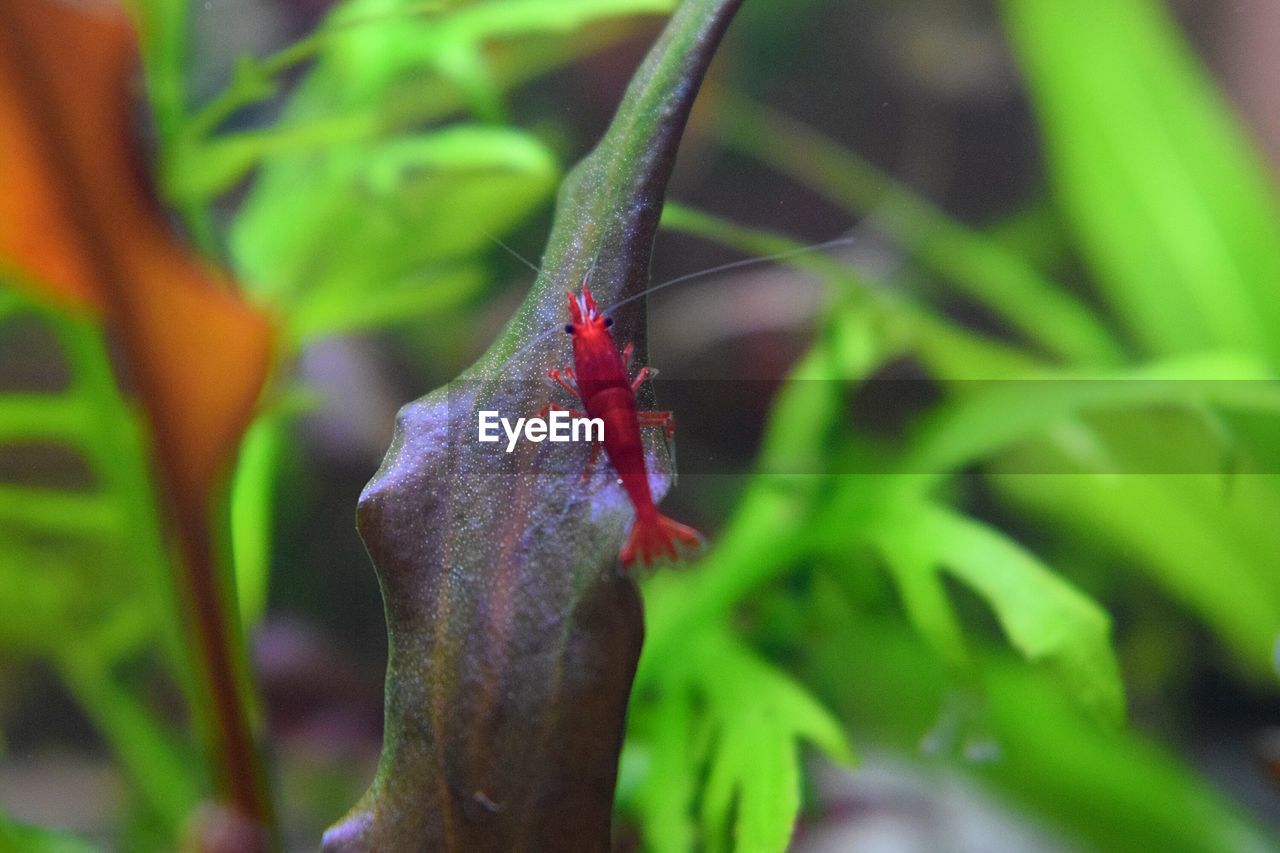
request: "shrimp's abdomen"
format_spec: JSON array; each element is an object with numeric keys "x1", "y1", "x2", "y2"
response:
[
  {"x1": 582, "y1": 386, "x2": 654, "y2": 515},
  {"x1": 569, "y1": 317, "x2": 702, "y2": 568}
]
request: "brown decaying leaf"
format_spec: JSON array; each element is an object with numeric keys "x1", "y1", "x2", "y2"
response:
[{"x1": 0, "y1": 0, "x2": 273, "y2": 828}]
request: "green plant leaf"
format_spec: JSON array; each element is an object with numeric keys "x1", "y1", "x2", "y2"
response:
[
  {"x1": 0, "y1": 814, "x2": 97, "y2": 853},
  {"x1": 624, "y1": 677, "x2": 700, "y2": 853},
  {"x1": 990, "y1": 458, "x2": 1280, "y2": 676},
  {"x1": 315, "y1": 0, "x2": 675, "y2": 108},
  {"x1": 901, "y1": 351, "x2": 1280, "y2": 487},
  {"x1": 810, "y1": 609, "x2": 1279, "y2": 853},
  {"x1": 0, "y1": 486, "x2": 123, "y2": 537},
  {"x1": 637, "y1": 299, "x2": 900, "y2": 683},
  {"x1": 875, "y1": 502, "x2": 1124, "y2": 724},
  {"x1": 168, "y1": 0, "x2": 677, "y2": 200},
  {"x1": 0, "y1": 296, "x2": 202, "y2": 833},
  {"x1": 625, "y1": 628, "x2": 851, "y2": 853},
  {"x1": 694, "y1": 630, "x2": 851, "y2": 853},
  {"x1": 229, "y1": 415, "x2": 284, "y2": 629},
  {"x1": 871, "y1": 522, "x2": 971, "y2": 671},
  {"x1": 999, "y1": 0, "x2": 1280, "y2": 362},
  {"x1": 232, "y1": 124, "x2": 558, "y2": 343}
]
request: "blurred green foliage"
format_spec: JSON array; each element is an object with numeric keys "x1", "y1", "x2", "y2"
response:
[
  {"x1": 0, "y1": 813, "x2": 98, "y2": 853},
  {"x1": 2, "y1": 0, "x2": 1279, "y2": 850}
]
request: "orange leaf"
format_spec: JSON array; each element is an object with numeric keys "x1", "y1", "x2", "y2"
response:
[
  {"x1": 0, "y1": 0, "x2": 275, "y2": 824},
  {"x1": 0, "y1": 0, "x2": 273, "y2": 507}
]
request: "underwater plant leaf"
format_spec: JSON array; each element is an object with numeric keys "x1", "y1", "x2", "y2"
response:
[
  {"x1": 624, "y1": 677, "x2": 700, "y2": 853},
  {"x1": 622, "y1": 302, "x2": 885, "y2": 852},
  {"x1": 313, "y1": 0, "x2": 676, "y2": 109},
  {"x1": 0, "y1": 393, "x2": 93, "y2": 447},
  {"x1": 1000, "y1": 0, "x2": 1280, "y2": 361},
  {"x1": 0, "y1": 814, "x2": 97, "y2": 853},
  {"x1": 693, "y1": 630, "x2": 851, "y2": 853},
  {"x1": 225, "y1": 0, "x2": 686, "y2": 340},
  {"x1": 813, "y1": 611, "x2": 1280, "y2": 853},
  {"x1": 637, "y1": 306, "x2": 890, "y2": 682},
  {"x1": 0, "y1": 0, "x2": 274, "y2": 824},
  {"x1": 229, "y1": 416, "x2": 285, "y2": 629},
  {"x1": 884, "y1": 337, "x2": 1280, "y2": 679},
  {"x1": 871, "y1": 526, "x2": 971, "y2": 671},
  {"x1": 625, "y1": 628, "x2": 851, "y2": 853},
  {"x1": 173, "y1": 0, "x2": 677, "y2": 202},
  {"x1": 232, "y1": 124, "x2": 558, "y2": 343},
  {"x1": 875, "y1": 502, "x2": 1124, "y2": 725},
  {"x1": 897, "y1": 350, "x2": 1280, "y2": 676},
  {"x1": 900, "y1": 351, "x2": 1280, "y2": 487},
  {"x1": 990, "y1": 456, "x2": 1280, "y2": 677},
  {"x1": 322, "y1": 0, "x2": 743, "y2": 849},
  {"x1": 0, "y1": 299, "x2": 204, "y2": 831},
  {"x1": 0, "y1": 486, "x2": 123, "y2": 537}
]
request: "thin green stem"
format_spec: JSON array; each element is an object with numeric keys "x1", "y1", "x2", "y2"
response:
[
  {"x1": 57, "y1": 645, "x2": 199, "y2": 828},
  {"x1": 183, "y1": 34, "x2": 329, "y2": 144}
]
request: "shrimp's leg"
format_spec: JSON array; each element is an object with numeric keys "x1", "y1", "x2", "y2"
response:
[
  {"x1": 621, "y1": 343, "x2": 634, "y2": 369},
  {"x1": 636, "y1": 409, "x2": 675, "y2": 440},
  {"x1": 547, "y1": 367, "x2": 578, "y2": 397},
  {"x1": 537, "y1": 402, "x2": 588, "y2": 420},
  {"x1": 630, "y1": 366, "x2": 657, "y2": 393},
  {"x1": 637, "y1": 409, "x2": 678, "y2": 481}
]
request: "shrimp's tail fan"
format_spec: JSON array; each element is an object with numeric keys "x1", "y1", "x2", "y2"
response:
[{"x1": 620, "y1": 512, "x2": 704, "y2": 568}]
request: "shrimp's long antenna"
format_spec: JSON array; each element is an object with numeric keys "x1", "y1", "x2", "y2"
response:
[
  {"x1": 506, "y1": 233, "x2": 856, "y2": 361},
  {"x1": 597, "y1": 235, "x2": 854, "y2": 317},
  {"x1": 482, "y1": 229, "x2": 545, "y2": 278}
]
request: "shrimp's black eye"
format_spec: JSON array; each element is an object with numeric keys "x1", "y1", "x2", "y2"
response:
[
  {"x1": 604, "y1": 316, "x2": 614, "y2": 328},
  {"x1": 563, "y1": 324, "x2": 575, "y2": 334}
]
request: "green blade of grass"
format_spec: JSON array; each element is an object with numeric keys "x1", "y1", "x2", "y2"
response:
[
  {"x1": 999, "y1": 0, "x2": 1280, "y2": 361},
  {"x1": 901, "y1": 351, "x2": 1280, "y2": 484}
]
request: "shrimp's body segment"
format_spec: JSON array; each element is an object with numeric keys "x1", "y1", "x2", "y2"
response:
[{"x1": 558, "y1": 285, "x2": 702, "y2": 568}]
